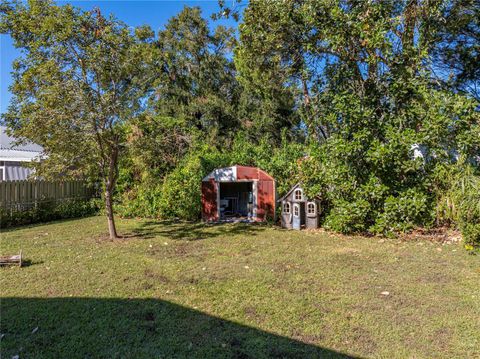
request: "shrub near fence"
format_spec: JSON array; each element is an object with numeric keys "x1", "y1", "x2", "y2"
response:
[{"x1": 0, "y1": 180, "x2": 99, "y2": 228}]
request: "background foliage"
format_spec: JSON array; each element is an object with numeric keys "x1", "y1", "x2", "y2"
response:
[
  {"x1": 0, "y1": 199, "x2": 101, "y2": 228},
  {"x1": 2, "y1": 1, "x2": 479, "y2": 250}
]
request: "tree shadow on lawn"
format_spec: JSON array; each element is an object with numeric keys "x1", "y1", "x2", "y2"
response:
[
  {"x1": 130, "y1": 220, "x2": 269, "y2": 241},
  {"x1": 1, "y1": 297, "x2": 358, "y2": 358}
]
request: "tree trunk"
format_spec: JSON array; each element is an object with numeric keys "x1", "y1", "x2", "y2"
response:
[
  {"x1": 103, "y1": 144, "x2": 120, "y2": 240},
  {"x1": 302, "y1": 78, "x2": 328, "y2": 142},
  {"x1": 104, "y1": 187, "x2": 118, "y2": 239}
]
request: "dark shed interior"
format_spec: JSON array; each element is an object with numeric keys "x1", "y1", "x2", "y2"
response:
[{"x1": 219, "y1": 182, "x2": 253, "y2": 218}]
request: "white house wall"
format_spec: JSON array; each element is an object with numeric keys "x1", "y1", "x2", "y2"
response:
[{"x1": 2, "y1": 162, "x2": 34, "y2": 181}]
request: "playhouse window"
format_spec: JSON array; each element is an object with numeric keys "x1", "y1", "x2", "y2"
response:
[
  {"x1": 294, "y1": 204, "x2": 299, "y2": 216},
  {"x1": 294, "y1": 189, "x2": 302, "y2": 200},
  {"x1": 307, "y1": 202, "x2": 316, "y2": 214},
  {"x1": 283, "y1": 202, "x2": 290, "y2": 214}
]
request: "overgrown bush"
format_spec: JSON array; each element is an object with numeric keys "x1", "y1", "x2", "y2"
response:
[
  {"x1": 115, "y1": 183, "x2": 164, "y2": 218},
  {"x1": 116, "y1": 145, "x2": 228, "y2": 220},
  {"x1": 324, "y1": 199, "x2": 371, "y2": 233},
  {"x1": 157, "y1": 147, "x2": 228, "y2": 220},
  {"x1": 370, "y1": 189, "x2": 434, "y2": 235},
  {"x1": 461, "y1": 222, "x2": 480, "y2": 252},
  {"x1": 116, "y1": 132, "x2": 304, "y2": 220},
  {"x1": 0, "y1": 198, "x2": 101, "y2": 228},
  {"x1": 300, "y1": 140, "x2": 438, "y2": 236},
  {"x1": 450, "y1": 168, "x2": 479, "y2": 252},
  {"x1": 433, "y1": 162, "x2": 480, "y2": 252}
]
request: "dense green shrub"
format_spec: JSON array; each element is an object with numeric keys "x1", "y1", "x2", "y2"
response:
[
  {"x1": 451, "y1": 169, "x2": 480, "y2": 252},
  {"x1": 116, "y1": 132, "x2": 304, "y2": 220},
  {"x1": 432, "y1": 163, "x2": 480, "y2": 252},
  {"x1": 116, "y1": 145, "x2": 228, "y2": 220},
  {"x1": 0, "y1": 198, "x2": 101, "y2": 228},
  {"x1": 461, "y1": 222, "x2": 480, "y2": 252},
  {"x1": 115, "y1": 183, "x2": 164, "y2": 218},
  {"x1": 157, "y1": 147, "x2": 228, "y2": 220},
  {"x1": 370, "y1": 189, "x2": 434, "y2": 235},
  {"x1": 324, "y1": 199, "x2": 371, "y2": 233},
  {"x1": 299, "y1": 139, "x2": 439, "y2": 236}
]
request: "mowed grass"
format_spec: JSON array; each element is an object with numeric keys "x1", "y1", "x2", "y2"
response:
[{"x1": 1, "y1": 216, "x2": 479, "y2": 358}]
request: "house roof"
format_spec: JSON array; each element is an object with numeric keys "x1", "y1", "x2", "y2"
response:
[{"x1": 0, "y1": 126, "x2": 44, "y2": 162}]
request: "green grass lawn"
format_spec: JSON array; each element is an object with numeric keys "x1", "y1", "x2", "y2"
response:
[{"x1": 1, "y1": 216, "x2": 479, "y2": 358}]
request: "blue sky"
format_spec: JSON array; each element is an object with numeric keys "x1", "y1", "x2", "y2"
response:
[{"x1": 0, "y1": 0, "x2": 237, "y2": 114}]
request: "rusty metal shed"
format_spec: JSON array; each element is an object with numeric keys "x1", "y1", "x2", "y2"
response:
[{"x1": 201, "y1": 165, "x2": 275, "y2": 222}]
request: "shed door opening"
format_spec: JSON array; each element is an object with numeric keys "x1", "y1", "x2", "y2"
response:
[{"x1": 219, "y1": 182, "x2": 253, "y2": 219}]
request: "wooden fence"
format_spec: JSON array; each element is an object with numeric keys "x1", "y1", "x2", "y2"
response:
[{"x1": 0, "y1": 180, "x2": 95, "y2": 210}]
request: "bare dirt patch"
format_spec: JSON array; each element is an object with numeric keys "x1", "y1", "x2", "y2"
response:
[
  {"x1": 399, "y1": 227, "x2": 462, "y2": 244},
  {"x1": 243, "y1": 306, "x2": 265, "y2": 323},
  {"x1": 144, "y1": 268, "x2": 171, "y2": 283},
  {"x1": 332, "y1": 247, "x2": 362, "y2": 255},
  {"x1": 93, "y1": 232, "x2": 145, "y2": 243}
]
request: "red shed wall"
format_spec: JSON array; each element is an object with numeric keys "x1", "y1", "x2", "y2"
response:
[
  {"x1": 257, "y1": 179, "x2": 275, "y2": 221},
  {"x1": 236, "y1": 166, "x2": 260, "y2": 180},
  {"x1": 201, "y1": 179, "x2": 217, "y2": 221}
]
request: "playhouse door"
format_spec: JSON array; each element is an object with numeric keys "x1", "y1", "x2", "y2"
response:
[{"x1": 292, "y1": 203, "x2": 301, "y2": 230}]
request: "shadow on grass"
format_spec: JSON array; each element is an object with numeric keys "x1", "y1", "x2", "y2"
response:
[
  {"x1": 1, "y1": 297, "x2": 358, "y2": 358},
  {"x1": 130, "y1": 220, "x2": 269, "y2": 241},
  {"x1": 20, "y1": 259, "x2": 44, "y2": 268}
]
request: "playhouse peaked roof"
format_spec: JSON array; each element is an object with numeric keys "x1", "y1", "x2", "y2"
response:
[{"x1": 277, "y1": 183, "x2": 321, "y2": 202}]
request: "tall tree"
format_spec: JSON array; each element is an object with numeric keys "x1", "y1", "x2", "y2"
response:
[
  {"x1": 118, "y1": 6, "x2": 238, "y2": 193},
  {"x1": 234, "y1": 0, "x2": 479, "y2": 151},
  {"x1": 431, "y1": 0, "x2": 480, "y2": 100},
  {"x1": 232, "y1": 0, "x2": 479, "y2": 234},
  {"x1": 235, "y1": 1, "x2": 433, "y2": 140},
  {"x1": 148, "y1": 6, "x2": 297, "y2": 145},
  {"x1": 1, "y1": 0, "x2": 154, "y2": 239},
  {"x1": 152, "y1": 6, "x2": 239, "y2": 137}
]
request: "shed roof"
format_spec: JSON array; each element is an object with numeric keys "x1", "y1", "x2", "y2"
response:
[
  {"x1": 202, "y1": 165, "x2": 274, "y2": 182},
  {"x1": 0, "y1": 126, "x2": 44, "y2": 162}
]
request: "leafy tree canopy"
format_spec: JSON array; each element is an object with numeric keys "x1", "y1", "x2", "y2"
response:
[{"x1": 1, "y1": 0, "x2": 155, "y2": 238}]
